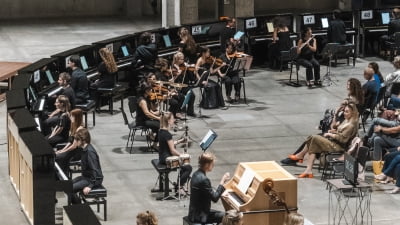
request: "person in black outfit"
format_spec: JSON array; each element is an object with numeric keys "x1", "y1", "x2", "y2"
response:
[
  {"x1": 71, "y1": 128, "x2": 103, "y2": 204},
  {"x1": 68, "y1": 55, "x2": 90, "y2": 104},
  {"x1": 220, "y1": 18, "x2": 237, "y2": 53},
  {"x1": 158, "y1": 112, "x2": 192, "y2": 195},
  {"x1": 45, "y1": 95, "x2": 71, "y2": 147},
  {"x1": 178, "y1": 27, "x2": 199, "y2": 64},
  {"x1": 380, "y1": 8, "x2": 400, "y2": 55},
  {"x1": 327, "y1": 10, "x2": 346, "y2": 44},
  {"x1": 297, "y1": 27, "x2": 320, "y2": 87},
  {"x1": 268, "y1": 17, "x2": 292, "y2": 69},
  {"x1": 188, "y1": 152, "x2": 230, "y2": 224},
  {"x1": 91, "y1": 48, "x2": 118, "y2": 109},
  {"x1": 218, "y1": 42, "x2": 241, "y2": 103},
  {"x1": 362, "y1": 67, "x2": 378, "y2": 111},
  {"x1": 47, "y1": 72, "x2": 76, "y2": 111},
  {"x1": 131, "y1": 32, "x2": 158, "y2": 93}
]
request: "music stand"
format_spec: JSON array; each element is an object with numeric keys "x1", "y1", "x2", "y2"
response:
[
  {"x1": 321, "y1": 43, "x2": 339, "y2": 86},
  {"x1": 180, "y1": 89, "x2": 196, "y2": 152},
  {"x1": 199, "y1": 129, "x2": 218, "y2": 152}
]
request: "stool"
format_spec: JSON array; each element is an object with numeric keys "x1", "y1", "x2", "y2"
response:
[
  {"x1": 76, "y1": 99, "x2": 96, "y2": 127},
  {"x1": 97, "y1": 84, "x2": 127, "y2": 114},
  {"x1": 182, "y1": 216, "x2": 214, "y2": 225},
  {"x1": 79, "y1": 184, "x2": 107, "y2": 221},
  {"x1": 151, "y1": 159, "x2": 177, "y2": 200}
]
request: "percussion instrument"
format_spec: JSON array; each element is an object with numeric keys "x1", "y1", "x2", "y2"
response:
[
  {"x1": 166, "y1": 156, "x2": 180, "y2": 169},
  {"x1": 180, "y1": 154, "x2": 191, "y2": 166},
  {"x1": 169, "y1": 83, "x2": 188, "y2": 88}
]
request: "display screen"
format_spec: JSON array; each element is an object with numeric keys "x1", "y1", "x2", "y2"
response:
[
  {"x1": 163, "y1": 35, "x2": 172, "y2": 48},
  {"x1": 381, "y1": 12, "x2": 390, "y2": 25},
  {"x1": 121, "y1": 45, "x2": 129, "y2": 57},
  {"x1": 45, "y1": 70, "x2": 55, "y2": 84},
  {"x1": 321, "y1": 18, "x2": 329, "y2": 29},
  {"x1": 80, "y1": 56, "x2": 89, "y2": 70}
]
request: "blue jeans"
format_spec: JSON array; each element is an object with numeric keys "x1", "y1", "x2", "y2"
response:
[
  {"x1": 367, "y1": 118, "x2": 399, "y2": 143},
  {"x1": 372, "y1": 134, "x2": 400, "y2": 160}
]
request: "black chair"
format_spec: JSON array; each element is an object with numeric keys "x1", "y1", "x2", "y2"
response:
[
  {"x1": 151, "y1": 159, "x2": 177, "y2": 201},
  {"x1": 120, "y1": 107, "x2": 151, "y2": 153},
  {"x1": 97, "y1": 83, "x2": 128, "y2": 114},
  {"x1": 75, "y1": 99, "x2": 96, "y2": 127},
  {"x1": 386, "y1": 32, "x2": 400, "y2": 61},
  {"x1": 79, "y1": 184, "x2": 107, "y2": 221},
  {"x1": 332, "y1": 43, "x2": 356, "y2": 67},
  {"x1": 279, "y1": 49, "x2": 291, "y2": 72},
  {"x1": 287, "y1": 46, "x2": 301, "y2": 87}
]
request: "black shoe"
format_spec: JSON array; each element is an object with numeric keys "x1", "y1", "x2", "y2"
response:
[
  {"x1": 315, "y1": 80, "x2": 322, "y2": 86},
  {"x1": 187, "y1": 113, "x2": 197, "y2": 117},
  {"x1": 280, "y1": 158, "x2": 297, "y2": 165}
]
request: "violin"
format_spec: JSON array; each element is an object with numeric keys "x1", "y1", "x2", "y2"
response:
[
  {"x1": 178, "y1": 64, "x2": 196, "y2": 72},
  {"x1": 227, "y1": 51, "x2": 246, "y2": 58},
  {"x1": 205, "y1": 56, "x2": 225, "y2": 67},
  {"x1": 148, "y1": 92, "x2": 166, "y2": 101},
  {"x1": 152, "y1": 85, "x2": 169, "y2": 95}
]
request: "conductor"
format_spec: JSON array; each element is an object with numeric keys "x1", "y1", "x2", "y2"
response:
[{"x1": 188, "y1": 152, "x2": 230, "y2": 224}]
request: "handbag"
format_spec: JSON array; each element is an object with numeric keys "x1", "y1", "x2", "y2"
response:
[{"x1": 372, "y1": 160, "x2": 384, "y2": 175}]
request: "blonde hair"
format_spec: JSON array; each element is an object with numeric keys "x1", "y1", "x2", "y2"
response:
[
  {"x1": 173, "y1": 52, "x2": 185, "y2": 65},
  {"x1": 160, "y1": 112, "x2": 173, "y2": 129},
  {"x1": 57, "y1": 95, "x2": 71, "y2": 112},
  {"x1": 198, "y1": 152, "x2": 215, "y2": 169},
  {"x1": 222, "y1": 209, "x2": 243, "y2": 225},
  {"x1": 99, "y1": 48, "x2": 118, "y2": 73},
  {"x1": 136, "y1": 211, "x2": 158, "y2": 225},
  {"x1": 284, "y1": 212, "x2": 304, "y2": 225},
  {"x1": 393, "y1": 56, "x2": 400, "y2": 69}
]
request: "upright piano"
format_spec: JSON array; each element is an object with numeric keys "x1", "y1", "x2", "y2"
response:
[{"x1": 221, "y1": 161, "x2": 297, "y2": 225}]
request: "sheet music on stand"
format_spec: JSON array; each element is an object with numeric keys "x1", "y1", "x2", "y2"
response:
[
  {"x1": 199, "y1": 129, "x2": 218, "y2": 151},
  {"x1": 232, "y1": 55, "x2": 253, "y2": 72}
]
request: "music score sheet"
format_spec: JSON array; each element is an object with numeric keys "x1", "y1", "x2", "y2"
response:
[{"x1": 237, "y1": 169, "x2": 254, "y2": 194}]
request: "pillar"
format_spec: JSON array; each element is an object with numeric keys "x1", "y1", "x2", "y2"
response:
[
  {"x1": 234, "y1": 0, "x2": 254, "y2": 18},
  {"x1": 161, "y1": 0, "x2": 181, "y2": 27},
  {"x1": 180, "y1": 0, "x2": 199, "y2": 25}
]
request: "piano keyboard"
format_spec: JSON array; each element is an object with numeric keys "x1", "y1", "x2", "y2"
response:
[
  {"x1": 34, "y1": 117, "x2": 41, "y2": 131},
  {"x1": 227, "y1": 191, "x2": 245, "y2": 206},
  {"x1": 38, "y1": 98, "x2": 45, "y2": 111},
  {"x1": 47, "y1": 86, "x2": 62, "y2": 97}
]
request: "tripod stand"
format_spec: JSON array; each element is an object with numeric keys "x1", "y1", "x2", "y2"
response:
[
  {"x1": 321, "y1": 43, "x2": 339, "y2": 86},
  {"x1": 180, "y1": 89, "x2": 197, "y2": 150}
]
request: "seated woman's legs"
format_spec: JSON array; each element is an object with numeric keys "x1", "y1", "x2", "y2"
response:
[
  {"x1": 179, "y1": 164, "x2": 192, "y2": 187},
  {"x1": 297, "y1": 58, "x2": 313, "y2": 84},
  {"x1": 145, "y1": 119, "x2": 160, "y2": 141},
  {"x1": 310, "y1": 58, "x2": 320, "y2": 82},
  {"x1": 224, "y1": 76, "x2": 233, "y2": 101}
]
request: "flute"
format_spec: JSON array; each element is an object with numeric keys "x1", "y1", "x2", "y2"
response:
[{"x1": 299, "y1": 35, "x2": 314, "y2": 50}]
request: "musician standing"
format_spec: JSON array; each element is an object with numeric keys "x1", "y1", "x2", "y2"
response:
[
  {"x1": 220, "y1": 18, "x2": 237, "y2": 53},
  {"x1": 158, "y1": 112, "x2": 192, "y2": 195},
  {"x1": 188, "y1": 152, "x2": 230, "y2": 224},
  {"x1": 218, "y1": 42, "x2": 241, "y2": 103},
  {"x1": 177, "y1": 27, "x2": 199, "y2": 64},
  {"x1": 297, "y1": 27, "x2": 321, "y2": 87},
  {"x1": 327, "y1": 10, "x2": 346, "y2": 44},
  {"x1": 71, "y1": 128, "x2": 103, "y2": 204}
]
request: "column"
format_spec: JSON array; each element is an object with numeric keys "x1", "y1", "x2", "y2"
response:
[
  {"x1": 180, "y1": 0, "x2": 198, "y2": 25},
  {"x1": 235, "y1": 0, "x2": 254, "y2": 18},
  {"x1": 161, "y1": 0, "x2": 182, "y2": 27}
]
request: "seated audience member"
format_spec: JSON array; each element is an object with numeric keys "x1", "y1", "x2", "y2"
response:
[
  {"x1": 375, "y1": 150, "x2": 400, "y2": 194},
  {"x1": 91, "y1": 48, "x2": 118, "y2": 109},
  {"x1": 384, "y1": 56, "x2": 400, "y2": 97},
  {"x1": 71, "y1": 128, "x2": 103, "y2": 204},
  {"x1": 218, "y1": 42, "x2": 242, "y2": 103},
  {"x1": 368, "y1": 62, "x2": 384, "y2": 88},
  {"x1": 158, "y1": 112, "x2": 192, "y2": 195},
  {"x1": 55, "y1": 108, "x2": 85, "y2": 174},
  {"x1": 284, "y1": 212, "x2": 304, "y2": 225},
  {"x1": 281, "y1": 78, "x2": 363, "y2": 165},
  {"x1": 48, "y1": 72, "x2": 76, "y2": 111},
  {"x1": 136, "y1": 84, "x2": 161, "y2": 145},
  {"x1": 370, "y1": 123, "x2": 400, "y2": 160},
  {"x1": 68, "y1": 55, "x2": 90, "y2": 104},
  {"x1": 46, "y1": 95, "x2": 71, "y2": 147},
  {"x1": 288, "y1": 102, "x2": 359, "y2": 178},
  {"x1": 362, "y1": 67, "x2": 378, "y2": 111},
  {"x1": 364, "y1": 111, "x2": 400, "y2": 147},
  {"x1": 188, "y1": 152, "x2": 230, "y2": 224},
  {"x1": 222, "y1": 209, "x2": 243, "y2": 225},
  {"x1": 136, "y1": 210, "x2": 158, "y2": 225}
]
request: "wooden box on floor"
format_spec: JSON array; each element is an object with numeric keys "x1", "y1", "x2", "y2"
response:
[{"x1": 221, "y1": 161, "x2": 297, "y2": 225}]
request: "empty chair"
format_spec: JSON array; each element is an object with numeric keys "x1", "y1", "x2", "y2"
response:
[{"x1": 120, "y1": 107, "x2": 150, "y2": 153}]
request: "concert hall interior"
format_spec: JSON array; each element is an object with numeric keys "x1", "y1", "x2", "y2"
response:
[{"x1": 2, "y1": 0, "x2": 400, "y2": 225}]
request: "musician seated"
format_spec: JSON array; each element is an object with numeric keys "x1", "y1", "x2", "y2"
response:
[
  {"x1": 327, "y1": 10, "x2": 346, "y2": 44},
  {"x1": 218, "y1": 42, "x2": 242, "y2": 103},
  {"x1": 136, "y1": 84, "x2": 161, "y2": 146},
  {"x1": 90, "y1": 48, "x2": 118, "y2": 110},
  {"x1": 71, "y1": 128, "x2": 103, "y2": 204},
  {"x1": 288, "y1": 102, "x2": 359, "y2": 178},
  {"x1": 55, "y1": 109, "x2": 85, "y2": 174},
  {"x1": 297, "y1": 27, "x2": 320, "y2": 87},
  {"x1": 380, "y1": 8, "x2": 400, "y2": 54},
  {"x1": 188, "y1": 152, "x2": 230, "y2": 224},
  {"x1": 222, "y1": 209, "x2": 243, "y2": 225},
  {"x1": 68, "y1": 55, "x2": 90, "y2": 104},
  {"x1": 268, "y1": 17, "x2": 292, "y2": 69},
  {"x1": 48, "y1": 72, "x2": 76, "y2": 111},
  {"x1": 158, "y1": 112, "x2": 192, "y2": 195},
  {"x1": 45, "y1": 95, "x2": 71, "y2": 147}
]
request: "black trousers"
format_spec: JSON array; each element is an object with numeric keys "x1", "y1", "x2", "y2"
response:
[
  {"x1": 71, "y1": 176, "x2": 91, "y2": 204},
  {"x1": 297, "y1": 57, "x2": 320, "y2": 81},
  {"x1": 179, "y1": 164, "x2": 192, "y2": 186},
  {"x1": 223, "y1": 74, "x2": 241, "y2": 97}
]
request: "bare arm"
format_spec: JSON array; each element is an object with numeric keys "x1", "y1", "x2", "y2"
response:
[
  {"x1": 309, "y1": 38, "x2": 317, "y2": 52},
  {"x1": 272, "y1": 28, "x2": 278, "y2": 43},
  {"x1": 139, "y1": 100, "x2": 160, "y2": 120}
]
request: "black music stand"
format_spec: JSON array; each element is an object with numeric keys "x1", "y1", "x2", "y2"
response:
[
  {"x1": 199, "y1": 129, "x2": 218, "y2": 152},
  {"x1": 180, "y1": 89, "x2": 196, "y2": 152},
  {"x1": 321, "y1": 43, "x2": 339, "y2": 86}
]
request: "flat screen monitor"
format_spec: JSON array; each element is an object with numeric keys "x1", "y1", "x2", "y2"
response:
[
  {"x1": 45, "y1": 70, "x2": 55, "y2": 84},
  {"x1": 121, "y1": 45, "x2": 129, "y2": 57},
  {"x1": 163, "y1": 35, "x2": 172, "y2": 48},
  {"x1": 361, "y1": 10, "x2": 373, "y2": 20},
  {"x1": 321, "y1": 18, "x2": 329, "y2": 29},
  {"x1": 381, "y1": 12, "x2": 390, "y2": 25},
  {"x1": 80, "y1": 56, "x2": 89, "y2": 70},
  {"x1": 28, "y1": 86, "x2": 37, "y2": 102},
  {"x1": 344, "y1": 153, "x2": 358, "y2": 186}
]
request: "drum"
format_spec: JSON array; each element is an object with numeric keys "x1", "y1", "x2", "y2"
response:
[
  {"x1": 180, "y1": 154, "x2": 191, "y2": 166},
  {"x1": 166, "y1": 156, "x2": 180, "y2": 169}
]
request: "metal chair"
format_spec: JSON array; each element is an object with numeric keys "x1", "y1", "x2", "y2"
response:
[
  {"x1": 386, "y1": 32, "x2": 400, "y2": 61},
  {"x1": 287, "y1": 46, "x2": 301, "y2": 87},
  {"x1": 120, "y1": 107, "x2": 151, "y2": 153}
]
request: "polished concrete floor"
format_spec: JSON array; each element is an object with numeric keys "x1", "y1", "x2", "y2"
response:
[{"x1": 1, "y1": 17, "x2": 400, "y2": 225}]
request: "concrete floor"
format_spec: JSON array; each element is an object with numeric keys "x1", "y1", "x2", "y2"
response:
[{"x1": 1, "y1": 17, "x2": 400, "y2": 225}]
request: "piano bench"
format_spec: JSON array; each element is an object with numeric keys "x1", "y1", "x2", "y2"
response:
[
  {"x1": 182, "y1": 216, "x2": 214, "y2": 225},
  {"x1": 151, "y1": 159, "x2": 176, "y2": 200},
  {"x1": 79, "y1": 184, "x2": 107, "y2": 221},
  {"x1": 97, "y1": 84, "x2": 128, "y2": 115},
  {"x1": 76, "y1": 100, "x2": 96, "y2": 127}
]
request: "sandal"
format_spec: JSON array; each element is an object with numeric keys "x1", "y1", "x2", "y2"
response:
[
  {"x1": 388, "y1": 187, "x2": 400, "y2": 194},
  {"x1": 374, "y1": 173, "x2": 387, "y2": 181}
]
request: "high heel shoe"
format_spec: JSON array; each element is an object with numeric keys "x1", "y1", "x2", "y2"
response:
[
  {"x1": 288, "y1": 154, "x2": 303, "y2": 163},
  {"x1": 298, "y1": 173, "x2": 314, "y2": 178}
]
